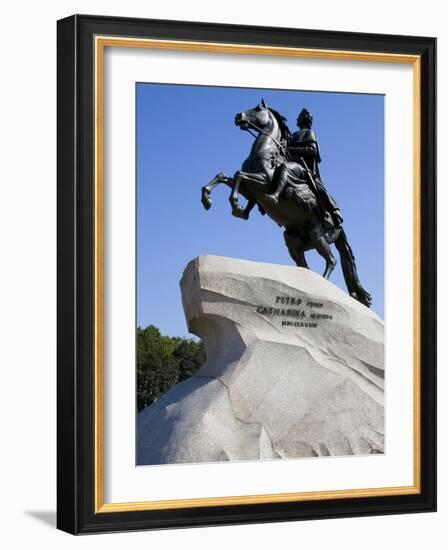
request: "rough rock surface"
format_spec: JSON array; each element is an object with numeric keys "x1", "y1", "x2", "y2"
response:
[{"x1": 137, "y1": 255, "x2": 384, "y2": 465}]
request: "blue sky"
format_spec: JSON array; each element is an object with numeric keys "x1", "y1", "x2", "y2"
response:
[{"x1": 136, "y1": 83, "x2": 384, "y2": 337}]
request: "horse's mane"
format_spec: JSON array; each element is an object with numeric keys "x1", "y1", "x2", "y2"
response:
[{"x1": 267, "y1": 107, "x2": 292, "y2": 145}]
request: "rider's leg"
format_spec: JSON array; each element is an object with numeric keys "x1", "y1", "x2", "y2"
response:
[
  {"x1": 284, "y1": 230, "x2": 309, "y2": 269},
  {"x1": 265, "y1": 164, "x2": 289, "y2": 203}
]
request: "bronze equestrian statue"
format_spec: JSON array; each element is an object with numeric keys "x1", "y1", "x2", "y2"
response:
[{"x1": 201, "y1": 100, "x2": 372, "y2": 307}]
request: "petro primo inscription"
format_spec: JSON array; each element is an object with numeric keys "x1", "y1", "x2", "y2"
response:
[{"x1": 255, "y1": 296, "x2": 333, "y2": 328}]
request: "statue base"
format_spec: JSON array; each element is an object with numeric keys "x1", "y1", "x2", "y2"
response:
[{"x1": 137, "y1": 255, "x2": 384, "y2": 465}]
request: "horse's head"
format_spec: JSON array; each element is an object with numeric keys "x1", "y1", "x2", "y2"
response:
[{"x1": 235, "y1": 98, "x2": 272, "y2": 132}]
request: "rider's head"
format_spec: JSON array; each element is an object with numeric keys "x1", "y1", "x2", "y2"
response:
[{"x1": 297, "y1": 108, "x2": 313, "y2": 129}]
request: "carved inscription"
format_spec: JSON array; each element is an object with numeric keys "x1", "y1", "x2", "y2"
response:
[{"x1": 255, "y1": 296, "x2": 334, "y2": 328}]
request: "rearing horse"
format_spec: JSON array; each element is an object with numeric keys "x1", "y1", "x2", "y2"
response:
[{"x1": 201, "y1": 100, "x2": 372, "y2": 307}]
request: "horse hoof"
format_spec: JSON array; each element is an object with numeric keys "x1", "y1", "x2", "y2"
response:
[
  {"x1": 201, "y1": 195, "x2": 212, "y2": 210},
  {"x1": 232, "y1": 206, "x2": 247, "y2": 219}
]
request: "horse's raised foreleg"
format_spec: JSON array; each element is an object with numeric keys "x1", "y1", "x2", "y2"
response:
[
  {"x1": 201, "y1": 172, "x2": 231, "y2": 210},
  {"x1": 231, "y1": 198, "x2": 257, "y2": 220},
  {"x1": 309, "y1": 225, "x2": 337, "y2": 279},
  {"x1": 229, "y1": 172, "x2": 241, "y2": 207},
  {"x1": 229, "y1": 172, "x2": 249, "y2": 219},
  {"x1": 229, "y1": 171, "x2": 270, "y2": 219}
]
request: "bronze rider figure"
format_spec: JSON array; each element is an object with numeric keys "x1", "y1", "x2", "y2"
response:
[{"x1": 266, "y1": 108, "x2": 343, "y2": 229}]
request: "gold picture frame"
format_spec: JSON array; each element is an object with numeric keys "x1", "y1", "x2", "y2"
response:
[{"x1": 57, "y1": 14, "x2": 436, "y2": 534}]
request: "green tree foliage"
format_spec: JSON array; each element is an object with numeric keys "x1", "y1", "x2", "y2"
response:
[{"x1": 137, "y1": 325, "x2": 206, "y2": 412}]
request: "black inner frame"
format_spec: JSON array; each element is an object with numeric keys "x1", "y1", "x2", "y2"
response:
[{"x1": 57, "y1": 14, "x2": 436, "y2": 535}]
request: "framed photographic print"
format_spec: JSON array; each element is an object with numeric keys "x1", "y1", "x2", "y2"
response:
[{"x1": 57, "y1": 14, "x2": 436, "y2": 534}]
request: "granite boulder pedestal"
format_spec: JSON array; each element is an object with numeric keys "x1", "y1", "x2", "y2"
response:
[{"x1": 137, "y1": 255, "x2": 384, "y2": 465}]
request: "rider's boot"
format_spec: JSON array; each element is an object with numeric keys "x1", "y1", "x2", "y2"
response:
[{"x1": 265, "y1": 165, "x2": 288, "y2": 205}]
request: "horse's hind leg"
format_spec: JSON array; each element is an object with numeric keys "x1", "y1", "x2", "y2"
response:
[
  {"x1": 309, "y1": 226, "x2": 337, "y2": 279},
  {"x1": 201, "y1": 173, "x2": 230, "y2": 210},
  {"x1": 284, "y1": 230, "x2": 309, "y2": 269}
]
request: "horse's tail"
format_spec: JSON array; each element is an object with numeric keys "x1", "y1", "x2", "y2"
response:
[{"x1": 334, "y1": 228, "x2": 372, "y2": 308}]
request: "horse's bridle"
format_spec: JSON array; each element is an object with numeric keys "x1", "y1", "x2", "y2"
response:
[{"x1": 244, "y1": 119, "x2": 292, "y2": 162}]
